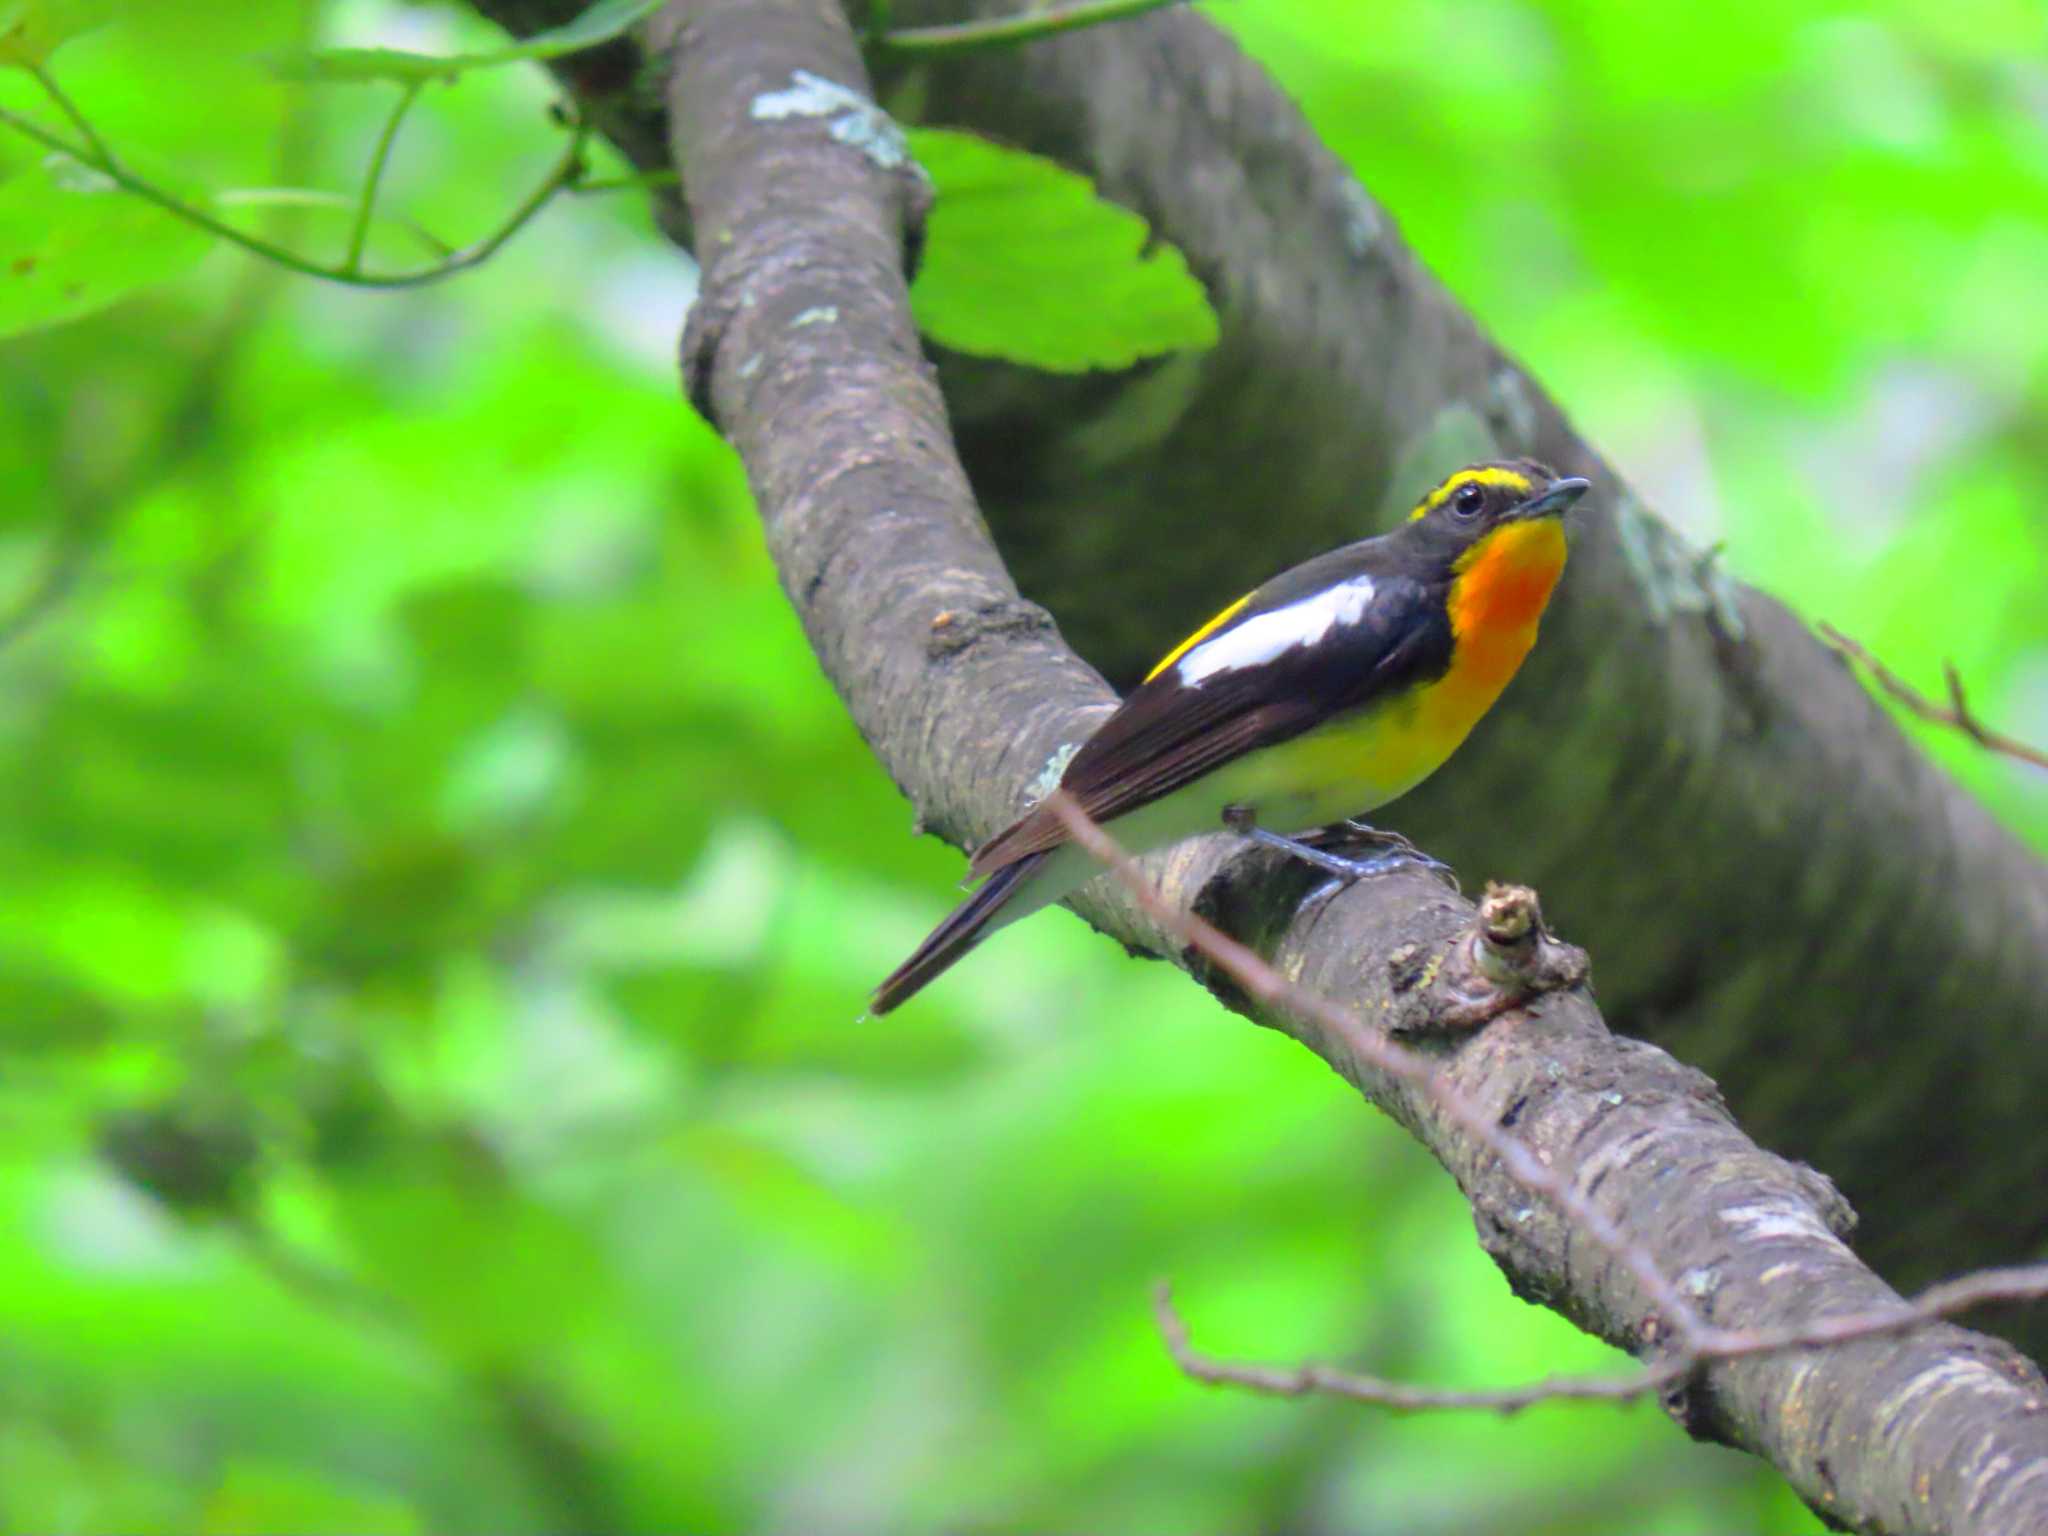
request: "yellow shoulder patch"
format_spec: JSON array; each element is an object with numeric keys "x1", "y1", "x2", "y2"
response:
[
  {"x1": 1145, "y1": 593, "x2": 1252, "y2": 682},
  {"x1": 1408, "y1": 466, "x2": 1535, "y2": 521}
]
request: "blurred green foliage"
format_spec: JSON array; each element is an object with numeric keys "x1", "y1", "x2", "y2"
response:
[
  {"x1": 906, "y1": 127, "x2": 1219, "y2": 370},
  {"x1": 0, "y1": 0, "x2": 2043, "y2": 1531},
  {"x1": 270, "y1": 0, "x2": 660, "y2": 82}
]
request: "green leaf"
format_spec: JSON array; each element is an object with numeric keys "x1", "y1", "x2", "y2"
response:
[
  {"x1": 271, "y1": 0, "x2": 661, "y2": 85},
  {"x1": 0, "y1": 152, "x2": 209, "y2": 337},
  {"x1": 906, "y1": 127, "x2": 1218, "y2": 372},
  {"x1": 0, "y1": 0, "x2": 111, "y2": 68}
]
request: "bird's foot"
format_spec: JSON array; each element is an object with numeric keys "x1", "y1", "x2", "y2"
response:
[
  {"x1": 1320, "y1": 818, "x2": 1460, "y2": 889},
  {"x1": 1221, "y1": 807, "x2": 1460, "y2": 892}
]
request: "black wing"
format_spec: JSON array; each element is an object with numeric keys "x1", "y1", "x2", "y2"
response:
[{"x1": 970, "y1": 549, "x2": 1450, "y2": 877}]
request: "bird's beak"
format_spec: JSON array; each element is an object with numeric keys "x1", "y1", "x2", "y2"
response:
[{"x1": 1513, "y1": 476, "x2": 1590, "y2": 521}]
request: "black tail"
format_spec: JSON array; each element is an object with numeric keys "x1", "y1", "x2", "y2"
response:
[{"x1": 871, "y1": 852, "x2": 1047, "y2": 1015}]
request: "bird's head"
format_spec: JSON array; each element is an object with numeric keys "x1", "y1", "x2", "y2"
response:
[
  {"x1": 1401, "y1": 460, "x2": 1589, "y2": 634},
  {"x1": 1404, "y1": 460, "x2": 1589, "y2": 547}
]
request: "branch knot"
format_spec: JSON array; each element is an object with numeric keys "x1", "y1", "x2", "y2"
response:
[
  {"x1": 1391, "y1": 881, "x2": 1588, "y2": 1036},
  {"x1": 925, "y1": 597, "x2": 1056, "y2": 659}
]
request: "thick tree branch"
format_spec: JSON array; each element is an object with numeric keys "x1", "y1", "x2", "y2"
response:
[
  {"x1": 865, "y1": 1, "x2": 2048, "y2": 1331},
  {"x1": 464, "y1": 2, "x2": 2048, "y2": 1340},
  {"x1": 615, "y1": 3, "x2": 2048, "y2": 1530},
  {"x1": 872, "y1": 0, "x2": 2048, "y2": 1343}
]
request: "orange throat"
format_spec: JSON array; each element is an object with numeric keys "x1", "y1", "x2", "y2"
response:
[
  {"x1": 1239, "y1": 517, "x2": 1567, "y2": 819},
  {"x1": 1444, "y1": 518, "x2": 1568, "y2": 701}
]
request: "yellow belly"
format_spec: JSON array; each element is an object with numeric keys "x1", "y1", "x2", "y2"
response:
[{"x1": 1212, "y1": 619, "x2": 1543, "y2": 828}]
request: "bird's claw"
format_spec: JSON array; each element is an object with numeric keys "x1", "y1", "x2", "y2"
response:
[
  {"x1": 1231, "y1": 815, "x2": 1461, "y2": 894},
  {"x1": 1330, "y1": 821, "x2": 1460, "y2": 891}
]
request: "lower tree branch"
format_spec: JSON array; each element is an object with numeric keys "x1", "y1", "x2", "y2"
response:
[{"x1": 639, "y1": 2, "x2": 2048, "y2": 1530}]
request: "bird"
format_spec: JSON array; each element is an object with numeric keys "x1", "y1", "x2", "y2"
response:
[{"x1": 870, "y1": 460, "x2": 1589, "y2": 1014}]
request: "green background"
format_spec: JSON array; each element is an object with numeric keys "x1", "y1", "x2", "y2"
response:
[{"x1": 2, "y1": 0, "x2": 2044, "y2": 1530}]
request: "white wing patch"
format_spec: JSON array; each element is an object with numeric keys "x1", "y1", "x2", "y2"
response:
[{"x1": 1178, "y1": 577, "x2": 1377, "y2": 684}]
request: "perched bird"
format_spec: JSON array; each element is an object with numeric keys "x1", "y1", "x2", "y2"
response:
[{"x1": 871, "y1": 460, "x2": 1588, "y2": 1014}]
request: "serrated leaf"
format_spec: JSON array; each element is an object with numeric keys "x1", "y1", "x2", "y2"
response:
[
  {"x1": 0, "y1": 151, "x2": 210, "y2": 336},
  {"x1": 907, "y1": 127, "x2": 1218, "y2": 373},
  {"x1": 0, "y1": 0, "x2": 111, "y2": 68},
  {"x1": 271, "y1": 0, "x2": 660, "y2": 85}
]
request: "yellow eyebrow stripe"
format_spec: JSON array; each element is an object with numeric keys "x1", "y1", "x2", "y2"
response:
[
  {"x1": 1145, "y1": 593, "x2": 1253, "y2": 682},
  {"x1": 1408, "y1": 466, "x2": 1534, "y2": 521}
]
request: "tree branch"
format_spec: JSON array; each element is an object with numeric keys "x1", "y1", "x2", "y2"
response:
[
  {"x1": 626, "y1": 2, "x2": 2048, "y2": 1530},
  {"x1": 1043, "y1": 797, "x2": 2048, "y2": 1424},
  {"x1": 461, "y1": 0, "x2": 2048, "y2": 1337},
  {"x1": 863, "y1": 0, "x2": 2048, "y2": 1333}
]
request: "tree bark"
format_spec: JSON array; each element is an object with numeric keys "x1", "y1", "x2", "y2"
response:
[
  {"x1": 867, "y1": 0, "x2": 2048, "y2": 1325},
  {"x1": 425, "y1": 2, "x2": 2048, "y2": 1530},
  {"x1": 477, "y1": 0, "x2": 2048, "y2": 1331}
]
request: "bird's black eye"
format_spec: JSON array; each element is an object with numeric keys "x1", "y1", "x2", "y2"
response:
[{"x1": 1452, "y1": 483, "x2": 1486, "y2": 518}]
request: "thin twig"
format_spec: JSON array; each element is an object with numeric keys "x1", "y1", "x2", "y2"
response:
[
  {"x1": 1705, "y1": 1263, "x2": 2048, "y2": 1363},
  {"x1": 569, "y1": 166, "x2": 678, "y2": 194},
  {"x1": 26, "y1": 59, "x2": 111, "y2": 163},
  {"x1": 0, "y1": 104, "x2": 587, "y2": 290},
  {"x1": 214, "y1": 188, "x2": 454, "y2": 259},
  {"x1": 1157, "y1": 1264, "x2": 2048, "y2": 1417},
  {"x1": 1156, "y1": 1282, "x2": 1685, "y2": 1412},
  {"x1": 1042, "y1": 790, "x2": 1713, "y2": 1354},
  {"x1": 871, "y1": 0, "x2": 1187, "y2": 56},
  {"x1": 346, "y1": 80, "x2": 424, "y2": 275},
  {"x1": 1821, "y1": 623, "x2": 2048, "y2": 773}
]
